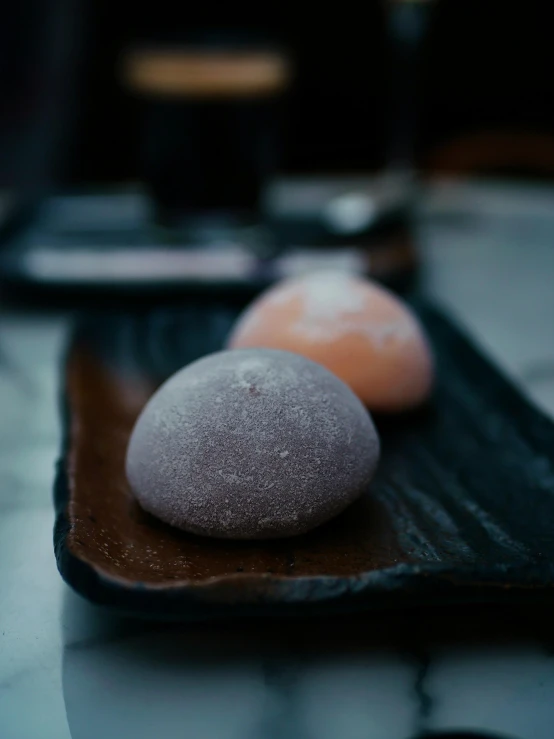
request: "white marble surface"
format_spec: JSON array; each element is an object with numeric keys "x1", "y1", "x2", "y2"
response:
[{"x1": 2, "y1": 181, "x2": 554, "y2": 739}]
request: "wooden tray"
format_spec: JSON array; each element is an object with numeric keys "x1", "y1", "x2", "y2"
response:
[{"x1": 54, "y1": 300, "x2": 554, "y2": 620}]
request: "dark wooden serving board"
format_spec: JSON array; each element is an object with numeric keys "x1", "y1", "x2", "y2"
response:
[{"x1": 54, "y1": 300, "x2": 554, "y2": 620}]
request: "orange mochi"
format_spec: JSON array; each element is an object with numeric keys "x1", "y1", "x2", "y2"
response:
[{"x1": 226, "y1": 271, "x2": 433, "y2": 412}]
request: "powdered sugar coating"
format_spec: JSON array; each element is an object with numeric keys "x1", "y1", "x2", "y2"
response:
[
  {"x1": 256, "y1": 271, "x2": 418, "y2": 346},
  {"x1": 227, "y1": 272, "x2": 434, "y2": 412},
  {"x1": 126, "y1": 348, "x2": 380, "y2": 539}
]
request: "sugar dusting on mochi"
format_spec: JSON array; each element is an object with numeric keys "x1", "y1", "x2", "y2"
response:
[{"x1": 126, "y1": 347, "x2": 380, "y2": 539}]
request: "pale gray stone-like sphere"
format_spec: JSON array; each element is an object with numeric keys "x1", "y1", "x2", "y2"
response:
[{"x1": 126, "y1": 348, "x2": 380, "y2": 539}]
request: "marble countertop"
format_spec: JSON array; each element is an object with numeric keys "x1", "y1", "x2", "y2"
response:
[{"x1": 2, "y1": 180, "x2": 554, "y2": 739}]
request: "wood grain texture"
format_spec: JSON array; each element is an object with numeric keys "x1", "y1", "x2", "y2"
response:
[{"x1": 54, "y1": 301, "x2": 554, "y2": 619}]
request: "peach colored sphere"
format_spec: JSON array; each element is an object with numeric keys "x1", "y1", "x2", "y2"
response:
[{"x1": 226, "y1": 272, "x2": 434, "y2": 412}]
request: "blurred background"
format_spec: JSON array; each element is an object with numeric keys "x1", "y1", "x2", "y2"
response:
[
  {"x1": 0, "y1": 0, "x2": 552, "y2": 299},
  {"x1": 3, "y1": 6, "x2": 554, "y2": 739}
]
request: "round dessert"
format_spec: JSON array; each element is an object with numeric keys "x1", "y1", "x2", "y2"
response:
[
  {"x1": 126, "y1": 348, "x2": 380, "y2": 539},
  {"x1": 226, "y1": 272, "x2": 433, "y2": 412}
]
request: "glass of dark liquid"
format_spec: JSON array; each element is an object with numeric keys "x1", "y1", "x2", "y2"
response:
[{"x1": 121, "y1": 42, "x2": 291, "y2": 229}]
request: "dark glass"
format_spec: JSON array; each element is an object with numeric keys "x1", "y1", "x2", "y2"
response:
[{"x1": 142, "y1": 93, "x2": 280, "y2": 223}]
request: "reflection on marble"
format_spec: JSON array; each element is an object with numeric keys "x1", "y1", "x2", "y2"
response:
[
  {"x1": 426, "y1": 647, "x2": 554, "y2": 739},
  {"x1": 3, "y1": 183, "x2": 554, "y2": 739},
  {"x1": 57, "y1": 593, "x2": 554, "y2": 739},
  {"x1": 63, "y1": 595, "x2": 270, "y2": 739},
  {"x1": 61, "y1": 590, "x2": 423, "y2": 739}
]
